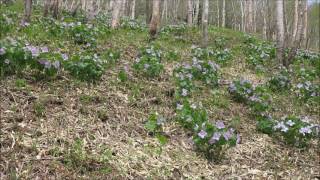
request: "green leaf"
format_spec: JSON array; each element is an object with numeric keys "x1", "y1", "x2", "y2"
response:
[{"x1": 156, "y1": 134, "x2": 168, "y2": 146}]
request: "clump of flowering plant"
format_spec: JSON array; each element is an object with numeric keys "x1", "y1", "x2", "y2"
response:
[
  {"x1": 67, "y1": 22, "x2": 98, "y2": 47},
  {"x1": 294, "y1": 81, "x2": 319, "y2": 101},
  {"x1": 228, "y1": 79, "x2": 255, "y2": 103},
  {"x1": 193, "y1": 121, "x2": 239, "y2": 161},
  {"x1": 268, "y1": 69, "x2": 291, "y2": 91},
  {"x1": 190, "y1": 57, "x2": 220, "y2": 87},
  {"x1": 133, "y1": 45, "x2": 164, "y2": 78},
  {"x1": 175, "y1": 100, "x2": 239, "y2": 161},
  {"x1": 273, "y1": 116, "x2": 319, "y2": 147},
  {"x1": 243, "y1": 35, "x2": 275, "y2": 71},
  {"x1": 0, "y1": 38, "x2": 64, "y2": 78},
  {"x1": 64, "y1": 53, "x2": 106, "y2": 82}
]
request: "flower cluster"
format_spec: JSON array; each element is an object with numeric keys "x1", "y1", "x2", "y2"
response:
[
  {"x1": 64, "y1": 53, "x2": 108, "y2": 83},
  {"x1": 229, "y1": 79, "x2": 272, "y2": 115},
  {"x1": 132, "y1": 45, "x2": 164, "y2": 78},
  {"x1": 0, "y1": 38, "x2": 64, "y2": 77},
  {"x1": 243, "y1": 35, "x2": 276, "y2": 72},
  {"x1": 294, "y1": 81, "x2": 319, "y2": 101},
  {"x1": 120, "y1": 17, "x2": 146, "y2": 31},
  {"x1": 228, "y1": 79, "x2": 255, "y2": 103},
  {"x1": 176, "y1": 101, "x2": 239, "y2": 161},
  {"x1": 272, "y1": 116, "x2": 319, "y2": 147},
  {"x1": 67, "y1": 22, "x2": 98, "y2": 47},
  {"x1": 268, "y1": 69, "x2": 291, "y2": 91},
  {"x1": 159, "y1": 23, "x2": 187, "y2": 36}
]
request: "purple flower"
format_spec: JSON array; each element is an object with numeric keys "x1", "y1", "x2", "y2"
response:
[
  {"x1": 274, "y1": 121, "x2": 289, "y2": 132},
  {"x1": 52, "y1": 61, "x2": 60, "y2": 69},
  {"x1": 194, "y1": 124, "x2": 199, "y2": 131},
  {"x1": 44, "y1": 61, "x2": 51, "y2": 69},
  {"x1": 236, "y1": 134, "x2": 241, "y2": 144},
  {"x1": 299, "y1": 126, "x2": 312, "y2": 136},
  {"x1": 183, "y1": 63, "x2": 192, "y2": 69},
  {"x1": 157, "y1": 116, "x2": 165, "y2": 125},
  {"x1": 144, "y1": 63, "x2": 150, "y2": 70},
  {"x1": 223, "y1": 130, "x2": 233, "y2": 140},
  {"x1": 186, "y1": 73, "x2": 193, "y2": 80},
  {"x1": 297, "y1": 83, "x2": 303, "y2": 89},
  {"x1": 286, "y1": 120, "x2": 295, "y2": 127},
  {"x1": 61, "y1": 53, "x2": 68, "y2": 61},
  {"x1": 176, "y1": 103, "x2": 183, "y2": 110},
  {"x1": 40, "y1": 46, "x2": 49, "y2": 53},
  {"x1": 181, "y1": 89, "x2": 188, "y2": 97},
  {"x1": 190, "y1": 103, "x2": 197, "y2": 109},
  {"x1": 27, "y1": 46, "x2": 40, "y2": 57},
  {"x1": 229, "y1": 83, "x2": 237, "y2": 92},
  {"x1": 0, "y1": 48, "x2": 5, "y2": 55},
  {"x1": 198, "y1": 130, "x2": 207, "y2": 139},
  {"x1": 216, "y1": 121, "x2": 225, "y2": 129},
  {"x1": 209, "y1": 132, "x2": 221, "y2": 144}
]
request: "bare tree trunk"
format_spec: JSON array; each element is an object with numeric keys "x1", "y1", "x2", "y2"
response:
[
  {"x1": 253, "y1": 0, "x2": 256, "y2": 32},
  {"x1": 52, "y1": 0, "x2": 59, "y2": 19},
  {"x1": 187, "y1": 0, "x2": 193, "y2": 26},
  {"x1": 240, "y1": 0, "x2": 244, "y2": 31},
  {"x1": 262, "y1": 1, "x2": 267, "y2": 39},
  {"x1": 146, "y1": 0, "x2": 153, "y2": 25},
  {"x1": 217, "y1": 0, "x2": 219, "y2": 27},
  {"x1": 303, "y1": 1, "x2": 308, "y2": 48},
  {"x1": 44, "y1": 0, "x2": 50, "y2": 17},
  {"x1": 161, "y1": 0, "x2": 167, "y2": 23},
  {"x1": 71, "y1": 1, "x2": 81, "y2": 17},
  {"x1": 287, "y1": 1, "x2": 305, "y2": 66},
  {"x1": 276, "y1": 0, "x2": 285, "y2": 66},
  {"x1": 109, "y1": 0, "x2": 114, "y2": 12},
  {"x1": 194, "y1": 0, "x2": 199, "y2": 25},
  {"x1": 24, "y1": 0, "x2": 32, "y2": 22},
  {"x1": 222, "y1": 0, "x2": 225, "y2": 27},
  {"x1": 292, "y1": 0, "x2": 298, "y2": 41},
  {"x1": 111, "y1": 0, "x2": 122, "y2": 28},
  {"x1": 202, "y1": 0, "x2": 209, "y2": 47},
  {"x1": 131, "y1": 0, "x2": 136, "y2": 19},
  {"x1": 149, "y1": 0, "x2": 161, "y2": 39},
  {"x1": 247, "y1": 0, "x2": 253, "y2": 33}
]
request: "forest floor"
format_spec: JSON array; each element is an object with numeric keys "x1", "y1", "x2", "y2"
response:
[{"x1": 1, "y1": 5, "x2": 320, "y2": 180}]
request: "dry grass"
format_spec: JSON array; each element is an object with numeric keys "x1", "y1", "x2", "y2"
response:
[{"x1": 1, "y1": 52, "x2": 319, "y2": 179}]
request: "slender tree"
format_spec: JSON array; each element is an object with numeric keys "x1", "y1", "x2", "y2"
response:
[
  {"x1": 222, "y1": 0, "x2": 226, "y2": 27},
  {"x1": 276, "y1": 0, "x2": 285, "y2": 66},
  {"x1": 149, "y1": 0, "x2": 161, "y2": 39},
  {"x1": 292, "y1": 0, "x2": 299, "y2": 41},
  {"x1": 202, "y1": 0, "x2": 209, "y2": 47},
  {"x1": 146, "y1": 0, "x2": 153, "y2": 25},
  {"x1": 111, "y1": 0, "x2": 122, "y2": 28},
  {"x1": 187, "y1": 0, "x2": 193, "y2": 26},
  {"x1": 193, "y1": 0, "x2": 200, "y2": 25},
  {"x1": 23, "y1": 0, "x2": 32, "y2": 23},
  {"x1": 131, "y1": 0, "x2": 136, "y2": 19},
  {"x1": 43, "y1": 0, "x2": 50, "y2": 17},
  {"x1": 52, "y1": 0, "x2": 59, "y2": 19},
  {"x1": 247, "y1": 0, "x2": 253, "y2": 33}
]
